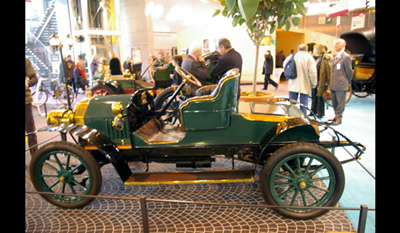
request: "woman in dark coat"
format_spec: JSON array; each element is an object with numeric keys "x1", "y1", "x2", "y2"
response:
[
  {"x1": 312, "y1": 44, "x2": 333, "y2": 118},
  {"x1": 262, "y1": 50, "x2": 278, "y2": 90},
  {"x1": 109, "y1": 51, "x2": 122, "y2": 75}
]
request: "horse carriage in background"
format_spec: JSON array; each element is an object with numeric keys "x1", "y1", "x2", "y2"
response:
[{"x1": 340, "y1": 26, "x2": 376, "y2": 98}]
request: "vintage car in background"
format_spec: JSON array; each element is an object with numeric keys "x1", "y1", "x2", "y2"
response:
[
  {"x1": 91, "y1": 58, "x2": 175, "y2": 97},
  {"x1": 91, "y1": 51, "x2": 221, "y2": 98},
  {"x1": 29, "y1": 68, "x2": 365, "y2": 220}
]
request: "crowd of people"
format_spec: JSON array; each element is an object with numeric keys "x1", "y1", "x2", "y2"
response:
[{"x1": 263, "y1": 38, "x2": 352, "y2": 125}]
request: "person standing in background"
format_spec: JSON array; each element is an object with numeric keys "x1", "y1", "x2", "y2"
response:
[
  {"x1": 77, "y1": 54, "x2": 86, "y2": 73},
  {"x1": 330, "y1": 39, "x2": 353, "y2": 125},
  {"x1": 312, "y1": 44, "x2": 333, "y2": 118},
  {"x1": 283, "y1": 44, "x2": 317, "y2": 115},
  {"x1": 25, "y1": 57, "x2": 38, "y2": 156},
  {"x1": 274, "y1": 50, "x2": 286, "y2": 84},
  {"x1": 262, "y1": 50, "x2": 278, "y2": 90},
  {"x1": 90, "y1": 54, "x2": 99, "y2": 77},
  {"x1": 171, "y1": 55, "x2": 183, "y2": 85},
  {"x1": 109, "y1": 51, "x2": 122, "y2": 75}
]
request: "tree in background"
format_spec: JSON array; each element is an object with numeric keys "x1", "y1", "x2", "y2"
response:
[{"x1": 213, "y1": 0, "x2": 308, "y2": 95}]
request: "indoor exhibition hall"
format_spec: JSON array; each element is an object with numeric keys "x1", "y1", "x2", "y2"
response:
[{"x1": 25, "y1": 0, "x2": 375, "y2": 232}]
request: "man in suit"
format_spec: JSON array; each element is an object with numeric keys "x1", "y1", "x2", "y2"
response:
[
  {"x1": 181, "y1": 42, "x2": 209, "y2": 86},
  {"x1": 330, "y1": 38, "x2": 353, "y2": 125},
  {"x1": 210, "y1": 38, "x2": 243, "y2": 98}
]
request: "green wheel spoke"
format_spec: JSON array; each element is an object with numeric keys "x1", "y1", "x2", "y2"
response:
[
  {"x1": 283, "y1": 162, "x2": 296, "y2": 176},
  {"x1": 300, "y1": 190, "x2": 307, "y2": 206},
  {"x1": 61, "y1": 182, "x2": 67, "y2": 193},
  {"x1": 48, "y1": 180, "x2": 60, "y2": 189},
  {"x1": 72, "y1": 174, "x2": 89, "y2": 179},
  {"x1": 65, "y1": 154, "x2": 71, "y2": 170},
  {"x1": 53, "y1": 154, "x2": 64, "y2": 170},
  {"x1": 275, "y1": 172, "x2": 293, "y2": 180},
  {"x1": 307, "y1": 189, "x2": 320, "y2": 202},
  {"x1": 43, "y1": 161, "x2": 60, "y2": 172},
  {"x1": 308, "y1": 164, "x2": 326, "y2": 178},
  {"x1": 67, "y1": 183, "x2": 77, "y2": 194},
  {"x1": 41, "y1": 174, "x2": 59, "y2": 178},
  {"x1": 290, "y1": 189, "x2": 299, "y2": 206},
  {"x1": 296, "y1": 157, "x2": 302, "y2": 172},
  {"x1": 311, "y1": 176, "x2": 331, "y2": 182},
  {"x1": 274, "y1": 182, "x2": 293, "y2": 188},
  {"x1": 279, "y1": 186, "x2": 295, "y2": 199},
  {"x1": 71, "y1": 179, "x2": 88, "y2": 191},
  {"x1": 70, "y1": 162, "x2": 83, "y2": 173},
  {"x1": 304, "y1": 158, "x2": 314, "y2": 174},
  {"x1": 309, "y1": 184, "x2": 329, "y2": 193}
]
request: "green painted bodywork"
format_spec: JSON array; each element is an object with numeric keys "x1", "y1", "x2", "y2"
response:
[
  {"x1": 153, "y1": 64, "x2": 175, "y2": 81},
  {"x1": 84, "y1": 94, "x2": 133, "y2": 145},
  {"x1": 82, "y1": 71, "x2": 319, "y2": 150},
  {"x1": 132, "y1": 114, "x2": 278, "y2": 147}
]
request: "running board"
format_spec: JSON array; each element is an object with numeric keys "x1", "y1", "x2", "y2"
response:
[{"x1": 124, "y1": 169, "x2": 254, "y2": 185}]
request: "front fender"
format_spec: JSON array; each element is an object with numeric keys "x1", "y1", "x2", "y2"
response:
[
  {"x1": 37, "y1": 124, "x2": 132, "y2": 182},
  {"x1": 104, "y1": 79, "x2": 124, "y2": 93},
  {"x1": 93, "y1": 78, "x2": 124, "y2": 93}
]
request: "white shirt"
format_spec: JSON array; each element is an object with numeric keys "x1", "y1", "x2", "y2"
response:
[{"x1": 283, "y1": 51, "x2": 317, "y2": 96}]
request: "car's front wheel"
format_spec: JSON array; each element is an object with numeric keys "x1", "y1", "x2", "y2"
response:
[
  {"x1": 260, "y1": 142, "x2": 345, "y2": 219},
  {"x1": 29, "y1": 141, "x2": 102, "y2": 208},
  {"x1": 91, "y1": 84, "x2": 115, "y2": 97}
]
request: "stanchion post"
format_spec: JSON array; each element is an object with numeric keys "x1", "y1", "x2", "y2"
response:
[
  {"x1": 140, "y1": 195, "x2": 150, "y2": 233},
  {"x1": 357, "y1": 204, "x2": 368, "y2": 233}
]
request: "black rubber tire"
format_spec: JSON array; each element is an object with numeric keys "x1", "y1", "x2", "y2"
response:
[
  {"x1": 259, "y1": 142, "x2": 345, "y2": 219},
  {"x1": 29, "y1": 141, "x2": 102, "y2": 208},
  {"x1": 154, "y1": 86, "x2": 175, "y2": 110}
]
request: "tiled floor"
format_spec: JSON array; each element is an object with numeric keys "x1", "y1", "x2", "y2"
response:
[
  {"x1": 25, "y1": 81, "x2": 374, "y2": 232},
  {"x1": 26, "y1": 158, "x2": 355, "y2": 232}
]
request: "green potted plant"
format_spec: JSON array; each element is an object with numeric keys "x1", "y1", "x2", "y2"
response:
[{"x1": 213, "y1": 0, "x2": 307, "y2": 98}]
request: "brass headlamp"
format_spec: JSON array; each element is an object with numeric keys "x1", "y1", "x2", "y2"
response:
[{"x1": 111, "y1": 102, "x2": 125, "y2": 131}]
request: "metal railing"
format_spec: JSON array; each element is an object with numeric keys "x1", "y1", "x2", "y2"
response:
[{"x1": 26, "y1": 190, "x2": 375, "y2": 233}]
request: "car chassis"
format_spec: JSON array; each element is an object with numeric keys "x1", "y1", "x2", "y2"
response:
[{"x1": 29, "y1": 68, "x2": 365, "y2": 220}]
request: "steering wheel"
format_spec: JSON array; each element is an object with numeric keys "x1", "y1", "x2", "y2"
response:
[{"x1": 175, "y1": 66, "x2": 203, "y2": 87}]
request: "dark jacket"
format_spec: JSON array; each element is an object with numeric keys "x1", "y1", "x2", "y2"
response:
[
  {"x1": 263, "y1": 54, "x2": 273, "y2": 75},
  {"x1": 210, "y1": 48, "x2": 242, "y2": 83},
  {"x1": 109, "y1": 58, "x2": 122, "y2": 75},
  {"x1": 275, "y1": 51, "x2": 286, "y2": 68},
  {"x1": 181, "y1": 55, "x2": 209, "y2": 85}
]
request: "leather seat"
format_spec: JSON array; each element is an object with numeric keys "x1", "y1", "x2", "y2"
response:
[{"x1": 179, "y1": 68, "x2": 240, "y2": 131}]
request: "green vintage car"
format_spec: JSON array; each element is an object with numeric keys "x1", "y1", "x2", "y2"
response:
[
  {"x1": 29, "y1": 68, "x2": 365, "y2": 219},
  {"x1": 91, "y1": 61, "x2": 175, "y2": 96}
]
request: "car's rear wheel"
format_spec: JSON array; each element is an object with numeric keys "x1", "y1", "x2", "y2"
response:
[
  {"x1": 29, "y1": 141, "x2": 102, "y2": 208},
  {"x1": 260, "y1": 142, "x2": 345, "y2": 219}
]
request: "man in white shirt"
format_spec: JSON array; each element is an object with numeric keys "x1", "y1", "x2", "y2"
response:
[{"x1": 283, "y1": 44, "x2": 317, "y2": 114}]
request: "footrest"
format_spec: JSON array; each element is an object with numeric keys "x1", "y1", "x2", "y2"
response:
[{"x1": 124, "y1": 169, "x2": 254, "y2": 185}]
